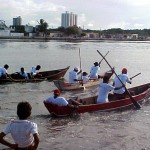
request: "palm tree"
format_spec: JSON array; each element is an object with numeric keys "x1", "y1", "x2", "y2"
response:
[{"x1": 37, "y1": 19, "x2": 48, "y2": 37}]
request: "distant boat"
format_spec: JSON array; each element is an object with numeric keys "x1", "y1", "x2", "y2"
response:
[
  {"x1": 0, "y1": 66, "x2": 70, "y2": 84},
  {"x1": 44, "y1": 83, "x2": 150, "y2": 117}
]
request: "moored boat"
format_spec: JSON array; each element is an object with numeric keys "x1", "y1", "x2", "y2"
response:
[
  {"x1": 0, "y1": 66, "x2": 70, "y2": 84},
  {"x1": 53, "y1": 69, "x2": 114, "y2": 90},
  {"x1": 44, "y1": 83, "x2": 150, "y2": 117}
]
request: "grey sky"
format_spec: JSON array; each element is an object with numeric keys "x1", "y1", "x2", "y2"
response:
[{"x1": 1, "y1": 0, "x2": 150, "y2": 30}]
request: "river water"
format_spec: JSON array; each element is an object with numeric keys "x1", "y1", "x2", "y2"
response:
[{"x1": 0, "y1": 40, "x2": 150, "y2": 150}]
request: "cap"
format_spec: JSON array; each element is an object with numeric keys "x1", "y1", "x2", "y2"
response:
[
  {"x1": 54, "y1": 89, "x2": 60, "y2": 95},
  {"x1": 74, "y1": 67, "x2": 79, "y2": 71},
  {"x1": 122, "y1": 68, "x2": 127, "y2": 74},
  {"x1": 94, "y1": 62, "x2": 99, "y2": 66}
]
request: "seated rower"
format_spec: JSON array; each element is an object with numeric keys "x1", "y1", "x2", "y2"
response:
[
  {"x1": 30, "y1": 65, "x2": 42, "y2": 78},
  {"x1": 18, "y1": 67, "x2": 29, "y2": 80},
  {"x1": 44, "y1": 89, "x2": 79, "y2": 107},
  {"x1": 82, "y1": 72, "x2": 90, "y2": 83},
  {"x1": 97, "y1": 76, "x2": 123, "y2": 104},
  {"x1": 113, "y1": 68, "x2": 132, "y2": 99},
  {"x1": 89, "y1": 62, "x2": 100, "y2": 79},
  {"x1": 0, "y1": 64, "x2": 9, "y2": 79},
  {"x1": 69, "y1": 67, "x2": 82, "y2": 83}
]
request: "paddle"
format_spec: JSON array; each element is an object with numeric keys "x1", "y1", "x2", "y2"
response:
[
  {"x1": 79, "y1": 48, "x2": 84, "y2": 86},
  {"x1": 130, "y1": 73, "x2": 141, "y2": 80},
  {"x1": 99, "y1": 51, "x2": 109, "y2": 65},
  {"x1": 97, "y1": 50, "x2": 141, "y2": 109}
]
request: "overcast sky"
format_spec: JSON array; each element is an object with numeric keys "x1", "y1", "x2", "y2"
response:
[{"x1": 1, "y1": 0, "x2": 150, "y2": 30}]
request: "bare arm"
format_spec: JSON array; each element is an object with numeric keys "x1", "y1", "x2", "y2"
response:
[
  {"x1": 32, "y1": 133, "x2": 40, "y2": 150},
  {"x1": 0, "y1": 132, "x2": 18, "y2": 149}
]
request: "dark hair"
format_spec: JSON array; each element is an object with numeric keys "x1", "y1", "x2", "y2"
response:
[
  {"x1": 36, "y1": 65, "x2": 41, "y2": 70},
  {"x1": 17, "y1": 101, "x2": 32, "y2": 119},
  {"x1": 4, "y1": 64, "x2": 9, "y2": 69},
  {"x1": 103, "y1": 75, "x2": 109, "y2": 83}
]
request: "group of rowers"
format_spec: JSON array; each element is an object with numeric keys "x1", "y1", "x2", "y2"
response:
[
  {"x1": 0, "y1": 64, "x2": 42, "y2": 79},
  {"x1": 45, "y1": 61, "x2": 132, "y2": 106},
  {"x1": 0, "y1": 62, "x2": 132, "y2": 149}
]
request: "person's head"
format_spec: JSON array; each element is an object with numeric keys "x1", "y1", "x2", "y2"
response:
[
  {"x1": 36, "y1": 65, "x2": 41, "y2": 70},
  {"x1": 103, "y1": 75, "x2": 109, "y2": 83},
  {"x1": 54, "y1": 89, "x2": 61, "y2": 96},
  {"x1": 4, "y1": 64, "x2": 9, "y2": 70},
  {"x1": 20, "y1": 67, "x2": 24, "y2": 72},
  {"x1": 82, "y1": 72, "x2": 88, "y2": 76},
  {"x1": 17, "y1": 101, "x2": 32, "y2": 120},
  {"x1": 122, "y1": 68, "x2": 127, "y2": 74},
  {"x1": 94, "y1": 62, "x2": 99, "y2": 66},
  {"x1": 74, "y1": 67, "x2": 79, "y2": 72}
]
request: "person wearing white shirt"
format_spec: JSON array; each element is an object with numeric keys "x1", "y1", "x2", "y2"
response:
[
  {"x1": 0, "y1": 101, "x2": 39, "y2": 149},
  {"x1": 97, "y1": 76, "x2": 123, "y2": 104},
  {"x1": 18, "y1": 67, "x2": 29, "y2": 80},
  {"x1": 113, "y1": 68, "x2": 132, "y2": 98},
  {"x1": 44, "y1": 89, "x2": 78, "y2": 108},
  {"x1": 89, "y1": 62, "x2": 100, "y2": 79},
  {"x1": 30, "y1": 65, "x2": 41, "y2": 78},
  {"x1": 82, "y1": 72, "x2": 90, "y2": 83},
  {"x1": 69, "y1": 67, "x2": 82, "y2": 83},
  {"x1": 0, "y1": 64, "x2": 9, "y2": 79}
]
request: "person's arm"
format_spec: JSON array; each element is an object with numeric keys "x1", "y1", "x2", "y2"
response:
[
  {"x1": 77, "y1": 69, "x2": 82, "y2": 75},
  {"x1": 0, "y1": 132, "x2": 18, "y2": 149},
  {"x1": 31, "y1": 133, "x2": 40, "y2": 150}
]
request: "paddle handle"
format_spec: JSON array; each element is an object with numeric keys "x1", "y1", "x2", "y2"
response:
[
  {"x1": 97, "y1": 50, "x2": 141, "y2": 109},
  {"x1": 99, "y1": 51, "x2": 109, "y2": 65},
  {"x1": 130, "y1": 73, "x2": 141, "y2": 80}
]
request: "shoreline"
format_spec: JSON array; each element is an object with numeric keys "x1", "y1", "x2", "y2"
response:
[{"x1": 0, "y1": 36, "x2": 149, "y2": 42}]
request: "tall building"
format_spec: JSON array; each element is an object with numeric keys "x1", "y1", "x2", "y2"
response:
[
  {"x1": 13, "y1": 16, "x2": 22, "y2": 26},
  {"x1": 61, "y1": 11, "x2": 77, "y2": 28}
]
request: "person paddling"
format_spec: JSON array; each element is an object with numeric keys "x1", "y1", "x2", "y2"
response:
[
  {"x1": 30, "y1": 65, "x2": 41, "y2": 78},
  {"x1": 69, "y1": 67, "x2": 82, "y2": 83},
  {"x1": 0, "y1": 64, "x2": 9, "y2": 79},
  {"x1": 44, "y1": 89, "x2": 79, "y2": 107},
  {"x1": 113, "y1": 68, "x2": 132, "y2": 99},
  {"x1": 89, "y1": 62, "x2": 100, "y2": 79}
]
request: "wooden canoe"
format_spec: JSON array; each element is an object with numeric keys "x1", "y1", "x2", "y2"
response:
[
  {"x1": 0, "y1": 66, "x2": 70, "y2": 84},
  {"x1": 53, "y1": 69, "x2": 114, "y2": 90},
  {"x1": 44, "y1": 83, "x2": 150, "y2": 117}
]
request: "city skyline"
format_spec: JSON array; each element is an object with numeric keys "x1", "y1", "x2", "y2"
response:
[{"x1": 1, "y1": 0, "x2": 150, "y2": 30}]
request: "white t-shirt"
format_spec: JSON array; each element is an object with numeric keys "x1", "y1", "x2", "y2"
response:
[
  {"x1": 45, "y1": 96, "x2": 69, "y2": 106},
  {"x1": 89, "y1": 66, "x2": 100, "y2": 79},
  {"x1": 19, "y1": 71, "x2": 29, "y2": 79},
  {"x1": 3, "y1": 120, "x2": 38, "y2": 148},
  {"x1": 30, "y1": 67, "x2": 38, "y2": 76},
  {"x1": 97, "y1": 82, "x2": 114, "y2": 104},
  {"x1": 69, "y1": 70, "x2": 78, "y2": 83},
  {"x1": 82, "y1": 76, "x2": 89, "y2": 83},
  {"x1": 0, "y1": 67, "x2": 7, "y2": 77},
  {"x1": 113, "y1": 74, "x2": 131, "y2": 94}
]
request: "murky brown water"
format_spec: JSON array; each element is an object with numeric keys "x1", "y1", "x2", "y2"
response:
[{"x1": 0, "y1": 40, "x2": 150, "y2": 150}]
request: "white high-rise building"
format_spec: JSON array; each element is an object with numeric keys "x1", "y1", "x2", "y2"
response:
[
  {"x1": 13, "y1": 16, "x2": 22, "y2": 26},
  {"x1": 61, "y1": 11, "x2": 77, "y2": 28}
]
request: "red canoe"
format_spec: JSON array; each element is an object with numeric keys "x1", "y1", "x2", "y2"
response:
[{"x1": 44, "y1": 83, "x2": 150, "y2": 117}]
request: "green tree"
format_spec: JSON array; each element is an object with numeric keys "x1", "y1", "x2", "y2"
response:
[
  {"x1": 65, "y1": 26, "x2": 79, "y2": 36},
  {"x1": 37, "y1": 19, "x2": 48, "y2": 36}
]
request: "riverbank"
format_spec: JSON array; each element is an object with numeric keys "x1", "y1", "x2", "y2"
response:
[{"x1": 0, "y1": 36, "x2": 148, "y2": 42}]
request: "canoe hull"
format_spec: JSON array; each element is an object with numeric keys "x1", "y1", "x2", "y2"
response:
[
  {"x1": 0, "y1": 66, "x2": 69, "y2": 84},
  {"x1": 44, "y1": 83, "x2": 150, "y2": 117},
  {"x1": 53, "y1": 69, "x2": 114, "y2": 90}
]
